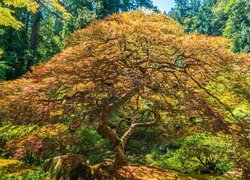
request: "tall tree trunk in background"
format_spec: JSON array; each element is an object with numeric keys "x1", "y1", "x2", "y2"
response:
[
  {"x1": 25, "y1": 12, "x2": 30, "y2": 33},
  {"x1": 28, "y1": 6, "x2": 41, "y2": 71}
]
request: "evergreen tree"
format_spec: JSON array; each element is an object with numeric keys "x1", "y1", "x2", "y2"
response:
[
  {"x1": 169, "y1": 0, "x2": 250, "y2": 52},
  {"x1": 0, "y1": 0, "x2": 155, "y2": 81},
  {"x1": 222, "y1": 0, "x2": 250, "y2": 52},
  {"x1": 185, "y1": 0, "x2": 219, "y2": 35}
]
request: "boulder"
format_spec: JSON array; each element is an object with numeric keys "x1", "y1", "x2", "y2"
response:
[{"x1": 43, "y1": 155, "x2": 91, "y2": 180}]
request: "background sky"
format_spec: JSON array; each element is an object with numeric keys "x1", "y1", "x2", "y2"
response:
[{"x1": 152, "y1": 0, "x2": 175, "y2": 12}]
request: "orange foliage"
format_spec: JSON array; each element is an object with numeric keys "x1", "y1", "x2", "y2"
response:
[
  {"x1": 0, "y1": 11, "x2": 249, "y2": 165},
  {"x1": 0, "y1": 11, "x2": 240, "y2": 124}
]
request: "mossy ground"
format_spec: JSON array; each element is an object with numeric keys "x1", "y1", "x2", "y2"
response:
[
  {"x1": 0, "y1": 159, "x2": 234, "y2": 180},
  {"x1": 92, "y1": 162, "x2": 232, "y2": 180},
  {"x1": 0, "y1": 159, "x2": 53, "y2": 180}
]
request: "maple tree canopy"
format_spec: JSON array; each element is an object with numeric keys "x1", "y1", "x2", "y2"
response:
[{"x1": 0, "y1": 11, "x2": 248, "y2": 166}]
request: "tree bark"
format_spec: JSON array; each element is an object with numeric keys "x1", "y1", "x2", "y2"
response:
[
  {"x1": 95, "y1": 87, "x2": 139, "y2": 167},
  {"x1": 25, "y1": 11, "x2": 30, "y2": 33},
  {"x1": 97, "y1": 111, "x2": 160, "y2": 168},
  {"x1": 97, "y1": 121, "x2": 128, "y2": 167},
  {"x1": 113, "y1": 140, "x2": 127, "y2": 166},
  {"x1": 94, "y1": 86, "x2": 160, "y2": 167},
  {"x1": 28, "y1": 4, "x2": 41, "y2": 71}
]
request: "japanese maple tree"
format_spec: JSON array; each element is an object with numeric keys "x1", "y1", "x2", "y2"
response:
[{"x1": 0, "y1": 11, "x2": 248, "y2": 167}]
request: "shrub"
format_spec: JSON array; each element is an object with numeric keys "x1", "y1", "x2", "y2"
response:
[{"x1": 151, "y1": 133, "x2": 232, "y2": 174}]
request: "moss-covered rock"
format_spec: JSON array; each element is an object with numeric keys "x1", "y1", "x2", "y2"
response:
[
  {"x1": 43, "y1": 155, "x2": 91, "y2": 180},
  {"x1": 0, "y1": 159, "x2": 33, "y2": 175}
]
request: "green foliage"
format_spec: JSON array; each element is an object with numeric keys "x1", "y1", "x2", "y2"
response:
[
  {"x1": 0, "y1": 27, "x2": 31, "y2": 80},
  {"x1": 169, "y1": 0, "x2": 250, "y2": 52},
  {"x1": 0, "y1": 61, "x2": 12, "y2": 82},
  {"x1": 0, "y1": 0, "x2": 156, "y2": 81},
  {"x1": 0, "y1": 168, "x2": 53, "y2": 180},
  {"x1": 222, "y1": 0, "x2": 250, "y2": 52},
  {"x1": 68, "y1": 126, "x2": 110, "y2": 165},
  {"x1": 184, "y1": 0, "x2": 219, "y2": 35},
  {"x1": 151, "y1": 133, "x2": 232, "y2": 174}
]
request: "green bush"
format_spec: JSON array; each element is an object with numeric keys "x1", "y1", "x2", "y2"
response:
[
  {"x1": 151, "y1": 133, "x2": 232, "y2": 174},
  {"x1": 0, "y1": 168, "x2": 53, "y2": 180},
  {"x1": 0, "y1": 61, "x2": 13, "y2": 82}
]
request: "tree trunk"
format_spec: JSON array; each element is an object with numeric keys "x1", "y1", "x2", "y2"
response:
[
  {"x1": 113, "y1": 140, "x2": 127, "y2": 167},
  {"x1": 97, "y1": 121, "x2": 128, "y2": 167},
  {"x1": 28, "y1": 5, "x2": 41, "y2": 71},
  {"x1": 96, "y1": 111, "x2": 159, "y2": 168},
  {"x1": 25, "y1": 11, "x2": 30, "y2": 33}
]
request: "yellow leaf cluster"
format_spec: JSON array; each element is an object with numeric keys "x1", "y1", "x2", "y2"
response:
[
  {"x1": 0, "y1": 0, "x2": 70, "y2": 29},
  {"x1": 0, "y1": 7, "x2": 23, "y2": 29},
  {"x1": 2, "y1": 0, "x2": 39, "y2": 13},
  {"x1": 46, "y1": 0, "x2": 71, "y2": 19}
]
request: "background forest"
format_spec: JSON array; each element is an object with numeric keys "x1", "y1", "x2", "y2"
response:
[
  {"x1": 0, "y1": 0, "x2": 249, "y2": 180},
  {"x1": 0, "y1": 0, "x2": 249, "y2": 82}
]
